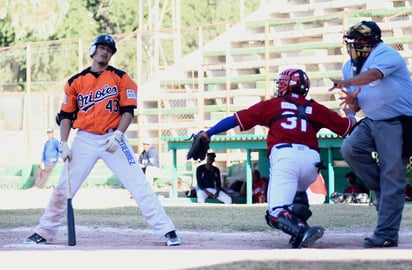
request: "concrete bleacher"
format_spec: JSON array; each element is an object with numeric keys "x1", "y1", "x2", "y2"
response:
[
  {"x1": 0, "y1": 161, "x2": 124, "y2": 190},
  {"x1": 0, "y1": 163, "x2": 33, "y2": 189},
  {"x1": 0, "y1": 160, "x2": 196, "y2": 193},
  {"x1": 135, "y1": 0, "x2": 412, "y2": 190},
  {"x1": 140, "y1": 1, "x2": 412, "y2": 136}
]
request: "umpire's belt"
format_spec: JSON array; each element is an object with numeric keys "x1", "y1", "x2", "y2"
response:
[
  {"x1": 275, "y1": 143, "x2": 319, "y2": 153},
  {"x1": 381, "y1": 117, "x2": 401, "y2": 122}
]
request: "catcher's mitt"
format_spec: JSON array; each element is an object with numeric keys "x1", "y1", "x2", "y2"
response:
[{"x1": 186, "y1": 131, "x2": 210, "y2": 161}]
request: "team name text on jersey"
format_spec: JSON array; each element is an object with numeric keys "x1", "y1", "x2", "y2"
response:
[{"x1": 77, "y1": 85, "x2": 118, "y2": 112}]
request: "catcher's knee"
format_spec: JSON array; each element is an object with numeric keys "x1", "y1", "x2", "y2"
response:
[
  {"x1": 290, "y1": 203, "x2": 312, "y2": 222},
  {"x1": 292, "y1": 191, "x2": 312, "y2": 222},
  {"x1": 293, "y1": 191, "x2": 309, "y2": 206}
]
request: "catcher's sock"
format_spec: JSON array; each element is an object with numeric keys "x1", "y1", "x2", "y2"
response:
[
  {"x1": 165, "y1": 230, "x2": 181, "y2": 246},
  {"x1": 24, "y1": 233, "x2": 47, "y2": 244}
]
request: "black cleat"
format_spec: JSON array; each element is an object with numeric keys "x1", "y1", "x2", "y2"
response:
[
  {"x1": 165, "y1": 230, "x2": 181, "y2": 246},
  {"x1": 297, "y1": 226, "x2": 324, "y2": 248},
  {"x1": 24, "y1": 233, "x2": 47, "y2": 244}
]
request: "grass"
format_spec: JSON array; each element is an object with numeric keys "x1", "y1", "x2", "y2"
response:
[{"x1": 2, "y1": 203, "x2": 412, "y2": 232}]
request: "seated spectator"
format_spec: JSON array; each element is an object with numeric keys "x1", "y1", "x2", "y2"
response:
[
  {"x1": 196, "y1": 152, "x2": 232, "y2": 204},
  {"x1": 227, "y1": 169, "x2": 267, "y2": 203},
  {"x1": 244, "y1": 169, "x2": 267, "y2": 203},
  {"x1": 227, "y1": 179, "x2": 244, "y2": 198},
  {"x1": 343, "y1": 171, "x2": 368, "y2": 195},
  {"x1": 138, "y1": 140, "x2": 160, "y2": 187}
]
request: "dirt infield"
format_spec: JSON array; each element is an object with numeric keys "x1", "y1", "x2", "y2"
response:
[
  {"x1": 1, "y1": 189, "x2": 412, "y2": 270},
  {"x1": 2, "y1": 226, "x2": 412, "y2": 270}
]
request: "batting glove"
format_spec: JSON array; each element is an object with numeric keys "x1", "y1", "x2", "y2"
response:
[
  {"x1": 105, "y1": 130, "x2": 123, "y2": 153},
  {"x1": 59, "y1": 141, "x2": 72, "y2": 161}
]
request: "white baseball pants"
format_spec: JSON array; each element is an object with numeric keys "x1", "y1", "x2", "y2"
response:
[{"x1": 33, "y1": 130, "x2": 176, "y2": 241}]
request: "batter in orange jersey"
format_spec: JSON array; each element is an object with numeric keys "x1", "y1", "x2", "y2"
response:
[
  {"x1": 24, "y1": 34, "x2": 181, "y2": 247},
  {"x1": 62, "y1": 65, "x2": 138, "y2": 134}
]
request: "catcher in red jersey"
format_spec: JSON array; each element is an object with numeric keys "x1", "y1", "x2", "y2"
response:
[
  {"x1": 195, "y1": 68, "x2": 356, "y2": 248},
  {"x1": 24, "y1": 34, "x2": 181, "y2": 246}
]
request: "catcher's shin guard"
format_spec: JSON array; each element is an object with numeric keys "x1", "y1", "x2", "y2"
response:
[
  {"x1": 266, "y1": 208, "x2": 324, "y2": 249},
  {"x1": 266, "y1": 209, "x2": 308, "y2": 237},
  {"x1": 290, "y1": 203, "x2": 312, "y2": 222}
]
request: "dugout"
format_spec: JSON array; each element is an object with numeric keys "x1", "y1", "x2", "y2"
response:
[{"x1": 164, "y1": 130, "x2": 351, "y2": 204}]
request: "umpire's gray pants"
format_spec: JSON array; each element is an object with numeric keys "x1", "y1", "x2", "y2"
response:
[{"x1": 341, "y1": 117, "x2": 407, "y2": 242}]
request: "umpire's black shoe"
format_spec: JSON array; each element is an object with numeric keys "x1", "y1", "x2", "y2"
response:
[
  {"x1": 24, "y1": 233, "x2": 47, "y2": 244},
  {"x1": 363, "y1": 235, "x2": 398, "y2": 248}
]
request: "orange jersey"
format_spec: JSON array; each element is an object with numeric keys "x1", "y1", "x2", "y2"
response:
[{"x1": 61, "y1": 66, "x2": 137, "y2": 134}]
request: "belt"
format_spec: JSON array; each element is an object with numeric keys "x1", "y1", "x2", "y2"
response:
[
  {"x1": 275, "y1": 144, "x2": 294, "y2": 149},
  {"x1": 106, "y1": 128, "x2": 116, "y2": 133},
  {"x1": 275, "y1": 143, "x2": 319, "y2": 152},
  {"x1": 381, "y1": 117, "x2": 401, "y2": 122}
]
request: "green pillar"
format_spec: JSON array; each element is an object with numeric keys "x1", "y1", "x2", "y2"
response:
[
  {"x1": 258, "y1": 150, "x2": 269, "y2": 178},
  {"x1": 172, "y1": 149, "x2": 178, "y2": 198},
  {"x1": 327, "y1": 147, "x2": 334, "y2": 204},
  {"x1": 246, "y1": 149, "x2": 252, "y2": 204}
]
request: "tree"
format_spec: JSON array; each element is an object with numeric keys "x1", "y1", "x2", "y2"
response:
[
  {"x1": 179, "y1": 0, "x2": 261, "y2": 54},
  {"x1": 51, "y1": 0, "x2": 99, "y2": 40},
  {"x1": 1, "y1": 0, "x2": 70, "y2": 43},
  {"x1": 92, "y1": 0, "x2": 139, "y2": 34},
  {"x1": 0, "y1": 0, "x2": 262, "y2": 91}
]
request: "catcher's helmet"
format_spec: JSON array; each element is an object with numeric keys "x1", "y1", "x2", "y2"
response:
[
  {"x1": 89, "y1": 34, "x2": 117, "y2": 57},
  {"x1": 344, "y1": 21, "x2": 382, "y2": 63},
  {"x1": 275, "y1": 68, "x2": 310, "y2": 97}
]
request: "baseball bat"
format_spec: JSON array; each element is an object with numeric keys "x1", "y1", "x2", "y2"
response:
[{"x1": 66, "y1": 160, "x2": 76, "y2": 246}]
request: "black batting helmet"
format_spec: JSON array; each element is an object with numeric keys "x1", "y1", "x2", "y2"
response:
[{"x1": 89, "y1": 34, "x2": 117, "y2": 58}]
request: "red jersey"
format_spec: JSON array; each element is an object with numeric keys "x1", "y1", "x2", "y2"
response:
[
  {"x1": 61, "y1": 66, "x2": 138, "y2": 134},
  {"x1": 234, "y1": 93, "x2": 353, "y2": 153},
  {"x1": 252, "y1": 178, "x2": 267, "y2": 203}
]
